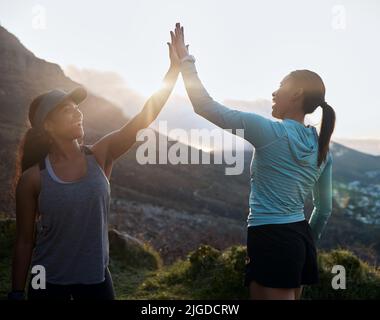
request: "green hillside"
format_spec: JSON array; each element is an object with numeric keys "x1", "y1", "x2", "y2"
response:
[{"x1": 1, "y1": 219, "x2": 379, "y2": 300}]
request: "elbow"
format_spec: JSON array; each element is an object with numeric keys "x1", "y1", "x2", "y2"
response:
[
  {"x1": 190, "y1": 98, "x2": 215, "y2": 119},
  {"x1": 193, "y1": 105, "x2": 205, "y2": 117}
]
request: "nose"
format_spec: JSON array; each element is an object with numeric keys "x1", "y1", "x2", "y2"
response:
[
  {"x1": 74, "y1": 108, "x2": 83, "y2": 121},
  {"x1": 272, "y1": 91, "x2": 276, "y2": 99}
]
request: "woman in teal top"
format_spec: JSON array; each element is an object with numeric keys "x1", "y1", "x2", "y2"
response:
[{"x1": 170, "y1": 23, "x2": 336, "y2": 300}]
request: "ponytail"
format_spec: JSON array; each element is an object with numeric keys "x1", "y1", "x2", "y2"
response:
[
  {"x1": 317, "y1": 101, "x2": 336, "y2": 167},
  {"x1": 289, "y1": 69, "x2": 336, "y2": 168},
  {"x1": 19, "y1": 127, "x2": 51, "y2": 172},
  {"x1": 15, "y1": 94, "x2": 52, "y2": 181}
]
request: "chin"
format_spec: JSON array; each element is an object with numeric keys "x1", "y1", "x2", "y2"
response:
[
  {"x1": 271, "y1": 109, "x2": 282, "y2": 120},
  {"x1": 72, "y1": 130, "x2": 84, "y2": 140}
]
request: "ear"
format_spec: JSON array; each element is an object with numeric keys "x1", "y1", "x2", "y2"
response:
[
  {"x1": 43, "y1": 120, "x2": 52, "y2": 133},
  {"x1": 292, "y1": 87, "x2": 304, "y2": 101}
]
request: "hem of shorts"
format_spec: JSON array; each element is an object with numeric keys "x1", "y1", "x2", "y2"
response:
[
  {"x1": 300, "y1": 279, "x2": 320, "y2": 286},
  {"x1": 245, "y1": 276, "x2": 313, "y2": 289},
  {"x1": 247, "y1": 212, "x2": 306, "y2": 227}
]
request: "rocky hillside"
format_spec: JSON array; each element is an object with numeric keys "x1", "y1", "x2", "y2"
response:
[{"x1": 0, "y1": 26, "x2": 379, "y2": 266}]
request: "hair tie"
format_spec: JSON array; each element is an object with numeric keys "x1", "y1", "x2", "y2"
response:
[{"x1": 320, "y1": 101, "x2": 327, "y2": 109}]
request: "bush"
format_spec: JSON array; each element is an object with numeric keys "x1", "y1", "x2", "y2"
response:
[
  {"x1": 1, "y1": 218, "x2": 379, "y2": 300},
  {"x1": 0, "y1": 218, "x2": 15, "y2": 260},
  {"x1": 0, "y1": 219, "x2": 15, "y2": 298},
  {"x1": 303, "y1": 249, "x2": 380, "y2": 300},
  {"x1": 137, "y1": 245, "x2": 380, "y2": 300}
]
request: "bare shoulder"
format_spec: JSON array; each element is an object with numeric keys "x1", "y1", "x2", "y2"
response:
[
  {"x1": 86, "y1": 144, "x2": 113, "y2": 179},
  {"x1": 87, "y1": 144, "x2": 106, "y2": 166},
  {"x1": 17, "y1": 164, "x2": 41, "y2": 196},
  {"x1": 87, "y1": 142, "x2": 104, "y2": 158}
]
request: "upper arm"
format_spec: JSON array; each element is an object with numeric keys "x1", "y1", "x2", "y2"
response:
[
  {"x1": 90, "y1": 111, "x2": 147, "y2": 169},
  {"x1": 193, "y1": 99, "x2": 280, "y2": 148},
  {"x1": 181, "y1": 60, "x2": 279, "y2": 148},
  {"x1": 15, "y1": 166, "x2": 40, "y2": 245},
  {"x1": 91, "y1": 67, "x2": 178, "y2": 165}
]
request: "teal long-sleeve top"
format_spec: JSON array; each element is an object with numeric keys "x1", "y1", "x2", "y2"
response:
[{"x1": 180, "y1": 57, "x2": 333, "y2": 243}]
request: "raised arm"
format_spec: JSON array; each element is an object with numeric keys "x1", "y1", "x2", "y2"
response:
[
  {"x1": 309, "y1": 153, "x2": 333, "y2": 244},
  {"x1": 172, "y1": 23, "x2": 278, "y2": 149},
  {"x1": 90, "y1": 35, "x2": 180, "y2": 167}
]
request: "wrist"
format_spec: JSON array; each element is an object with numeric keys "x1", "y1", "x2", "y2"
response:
[
  {"x1": 169, "y1": 63, "x2": 180, "y2": 72},
  {"x1": 180, "y1": 55, "x2": 196, "y2": 64}
]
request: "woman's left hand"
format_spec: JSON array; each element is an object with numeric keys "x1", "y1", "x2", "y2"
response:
[
  {"x1": 168, "y1": 31, "x2": 180, "y2": 70},
  {"x1": 172, "y1": 22, "x2": 190, "y2": 60}
]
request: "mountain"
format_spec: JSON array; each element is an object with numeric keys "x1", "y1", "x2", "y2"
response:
[
  {"x1": 330, "y1": 142, "x2": 380, "y2": 183},
  {"x1": 0, "y1": 26, "x2": 379, "y2": 265},
  {"x1": 0, "y1": 25, "x2": 128, "y2": 214},
  {"x1": 0, "y1": 25, "x2": 248, "y2": 263},
  {"x1": 334, "y1": 138, "x2": 380, "y2": 156}
]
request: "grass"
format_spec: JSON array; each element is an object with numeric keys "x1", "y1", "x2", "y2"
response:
[{"x1": 1, "y1": 218, "x2": 379, "y2": 300}]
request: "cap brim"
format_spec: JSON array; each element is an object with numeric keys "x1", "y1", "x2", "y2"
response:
[{"x1": 66, "y1": 87, "x2": 87, "y2": 105}]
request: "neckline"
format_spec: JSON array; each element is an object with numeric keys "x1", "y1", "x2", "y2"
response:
[
  {"x1": 283, "y1": 118, "x2": 311, "y2": 128},
  {"x1": 45, "y1": 148, "x2": 89, "y2": 184}
]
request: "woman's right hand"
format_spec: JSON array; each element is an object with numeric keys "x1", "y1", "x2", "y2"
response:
[{"x1": 171, "y1": 22, "x2": 189, "y2": 60}]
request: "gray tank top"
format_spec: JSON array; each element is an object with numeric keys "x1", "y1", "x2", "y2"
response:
[{"x1": 31, "y1": 145, "x2": 111, "y2": 285}]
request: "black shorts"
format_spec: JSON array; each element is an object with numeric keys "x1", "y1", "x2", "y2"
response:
[{"x1": 244, "y1": 220, "x2": 319, "y2": 289}]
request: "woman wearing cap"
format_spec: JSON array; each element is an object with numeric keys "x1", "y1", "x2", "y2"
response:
[
  {"x1": 171, "y1": 23, "x2": 335, "y2": 300},
  {"x1": 9, "y1": 36, "x2": 181, "y2": 300}
]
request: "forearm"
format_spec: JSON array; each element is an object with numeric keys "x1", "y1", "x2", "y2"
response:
[
  {"x1": 308, "y1": 208, "x2": 332, "y2": 244},
  {"x1": 310, "y1": 157, "x2": 333, "y2": 244},
  {"x1": 138, "y1": 65, "x2": 179, "y2": 124},
  {"x1": 11, "y1": 242, "x2": 34, "y2": 291},
  {"x1": 180, "y1": 58, "x2": 249, "y2": 133},
  {"x1": 119, "y1": 65, "x2": 178, "y2": 135},
  {"x1": 180, "y1": 59, "x2": 216, "y2": 117},
  {"x1": 103, "y1": 65, "x2": 179, "y2": 160}
]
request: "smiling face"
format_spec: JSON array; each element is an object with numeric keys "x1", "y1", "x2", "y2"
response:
[
  {"x1": 272, "y1": 70, "x2": 327, "y2": 121},
  {"x1": 43, "y1": 99, "x2": 84, "y2": 141},
  {"x1": 271, "y1": 75, "x2": 304, "y2": 120}
]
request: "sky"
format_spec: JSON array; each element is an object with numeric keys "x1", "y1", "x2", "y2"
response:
[{"x1": 0, "y1": 0, "x2": 379, "y2": 140}]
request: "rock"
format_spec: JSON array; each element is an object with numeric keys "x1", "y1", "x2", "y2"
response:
[{"x1": 108, "y1": 228, "x2": 161, "y2": 270}]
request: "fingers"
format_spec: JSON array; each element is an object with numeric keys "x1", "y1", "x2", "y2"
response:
[
  {"x1": 170, "y1": 31, "x2": 175, "y2": 45},
  {"x1": 175, "y1": 23, "x2": 182, "y2": 43},
  {"x1": 167, "y1": 42, "x2": 175, "y2": 55},
  {"x1": 175, "y1": 22, "x2": 180, "y2": 38},
  {"x1": 172, "y1": 23, "x2": 189, "y2": 60},
  {"x1": 174, "y1": 22, "x2": 185, "y2": 46}
]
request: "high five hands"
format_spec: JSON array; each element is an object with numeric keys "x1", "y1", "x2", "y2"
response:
[{"x1": 168, "y1": 22, "x2": 190, "y2": 67}]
